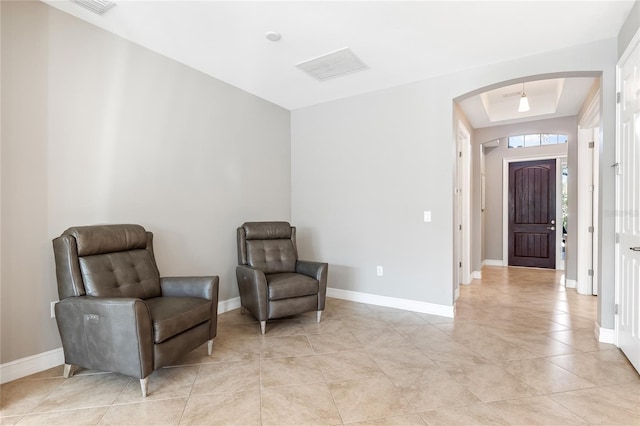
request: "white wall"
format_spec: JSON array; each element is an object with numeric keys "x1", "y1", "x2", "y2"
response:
[
  {"x1": 291, "y1": 38, "x2": 618, "y2": 326},
  {"x1": 1, "y1": 1, "x2": 291, "y2": 363}
]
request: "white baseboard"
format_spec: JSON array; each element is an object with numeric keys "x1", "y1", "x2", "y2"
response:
[
  {"x1": 0, "y1": 347, "x2": 64, "y2": 385},
  {"x1": 566, "y1": 279, "x2": 577, "y2": 289},
  {"x1": 218, "y1": 296, "x2": 241, "y2": 314},
  {"x1": 2, "y1": 292, "x2": 456, "y2": 384},
  {"x1": 472, "y1": 270, "x2": 482, "y2": 280},
  {"x1": 454, "y1": 287, "x2": 460, "y2": 300},
  {"x1": 327, "y1": 287, "x2": 454, "y2": 318},
  {"x1": 483, "y1": 259, "x2": 504, "y2": 267},
  {"x1": 0, "y1": 296, "x2": 244, "y2": 385},
  {"x1": 595, "y1": 324, "x2": 615, "y2": 344}
]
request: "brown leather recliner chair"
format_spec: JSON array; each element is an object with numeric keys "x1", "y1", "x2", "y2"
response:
[
  {"x1": 236, "y1": 221, "x2": 328, "y2": 334},
  {"x1": 52, "y1": 224, "x2": 219, "y2": 397}
]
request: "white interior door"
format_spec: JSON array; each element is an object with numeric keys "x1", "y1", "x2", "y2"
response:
[{"x1": 616, "y1": 36, "x2": 640, "y2": 373}]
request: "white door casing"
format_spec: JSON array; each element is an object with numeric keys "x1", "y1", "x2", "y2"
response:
[
  {"x1": 456, "y1": 121, "x2": 471, "y2": 287},
  {"x1": 577, "y1": 90, "x2": 600, "y2": 295},
  {"x1": 502, "y1": 155, "x2": 565, "y2": 270},
  {"x1": 615, "y1": 34, "x2": 640, "y2": 373}
]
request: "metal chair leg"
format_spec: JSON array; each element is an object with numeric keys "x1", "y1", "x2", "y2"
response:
[
  {"x1": 260, "y1": 321, "x2": 266, "y2": 335},
  {"x1": 207, "y1": 339, "x2": 213, "y2": 356},
  {"x1": 63, "y1": 363, "x2": 75, "y2": 378},
  {"x1": 140, "y1": 377, "x2": 149, "y2": 398},
  {"x1": 317, "y1": 311, "x2": 322, "y2": 323}
]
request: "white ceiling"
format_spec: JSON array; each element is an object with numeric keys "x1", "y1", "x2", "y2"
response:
[
  {"x1": 42, "y1": 0, "x2": 634, "y2": 112},
  {"x1": 458, "y1": 77, "x2": 598, "y2": 128}
]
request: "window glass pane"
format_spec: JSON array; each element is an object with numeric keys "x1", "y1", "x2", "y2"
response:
[
  {"x1": 557, "y1": 134, "x2": 568, "y2": 144},
  {"x1": 508, "y1": 135, "x2": 524, "y2": 148},
  {"x1": 524, "y1": 134, "x2": 540, "y2": 147},
  {"x1": 541, "y1": 134, "x2": 557, "y2": 145}
]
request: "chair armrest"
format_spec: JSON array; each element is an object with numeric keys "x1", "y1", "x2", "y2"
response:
[
  {"x1": 236, "y1": 265, "x2": 268, "y2": 321},
  {"x1": 160, "y1": 276, "x2": 219, "y2": 301},
  {"x1": 54, "y1": 297, "x2": 153, "y2": 379},
  {"x1": 296, "y1": 261, "x2": 328, "y2": 311},
  {"x1": 296, "y1": 260, "x2": 328, "y2": 283}
]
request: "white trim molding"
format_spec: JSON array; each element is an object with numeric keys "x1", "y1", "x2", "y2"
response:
[
  {"x1": 565, "y1": 279, "x2": 577, "y2": 289},
  {"x1": 218, "y1": 296, "x2": 241, "y2": 314},
  {"x1": 594, "y1": 323, "x2": 615, "y2": 345},
  {"x1": 0, "y1": 348, "x2": 64, "y2": 385},
  {"x1": 2, "y1": 293, "x2": 455, "y2": 384},
  {"x1": 0, "y1": 296, "x2": 244, "y2": 384},
  {"x1": 327, "y1": 287, "x2": 455, "y2": 318},
  {"x1": 483, "y1": 259, "x2": 504, "y2": 267}
]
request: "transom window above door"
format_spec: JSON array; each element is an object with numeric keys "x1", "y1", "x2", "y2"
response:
[{"x1": 508, "y1": 134, "x2": 568, "y2": 149}]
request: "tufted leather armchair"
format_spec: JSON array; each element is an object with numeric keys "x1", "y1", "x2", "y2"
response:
[
  {"x1": 236, "y1": 221, "x2": 328, "y2": 334},
  {"x1": 52, "y1": 224, "x2": 219, "y2": 397}
]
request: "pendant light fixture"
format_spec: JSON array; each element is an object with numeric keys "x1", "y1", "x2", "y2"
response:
[{"x1": 518, "y1": 82, "x2": 530, "y2": 112}]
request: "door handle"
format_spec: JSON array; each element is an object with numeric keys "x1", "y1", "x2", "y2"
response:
[
  {"x1": 547, "y1": 226, "x2": 556, "y2": 231},
  {"x1": 631, "y1": 247, "x2": 640, "y2": 252}
]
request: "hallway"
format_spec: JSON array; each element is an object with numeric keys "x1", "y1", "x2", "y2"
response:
[{"x1": 1, "y1": 267, "x2": 639, "y2": 425}]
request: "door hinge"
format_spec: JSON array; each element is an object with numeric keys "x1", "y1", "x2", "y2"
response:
[
  {"x1": 615, "y1": 304, "x2": 619, "y2": 315},
  {"x1": 588, "y1": 226, "x2": 594, "y2": 233},
  {"x1": 459, "y1": 224, "x2": 462, "y2": 230},
  {"x1": 616, "y1": 233, "x2": 620, "y2": 244},
  {"x1": 459, "y1": 261, "x2": 462, "y2": 268},
  {"x1": 588, "y1": 185, "x2": 594, "y2": 192},
  {"x1": 616, "y1": 92, "x2": 621, "y2": 104},
  {"x1": 459, "y1": 151, "x2": 462, "y2": 157},
  {"x1": 588, "y1": 269, "x2": 594, "y2": 276},
  {"x1": 588, "y1": 141, "x2": 595, "y2": 148}
]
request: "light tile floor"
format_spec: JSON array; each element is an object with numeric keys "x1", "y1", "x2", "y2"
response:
[{"x1": 2, "y1": 267, "x2": 639, "y2": 425}]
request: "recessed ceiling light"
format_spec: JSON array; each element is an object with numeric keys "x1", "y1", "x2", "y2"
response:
[
  {"x1": 297, "y1": 47, "x2": 368, "y2": 82},
  {"x1": 71, "y1": 0, "x2": 116, "y2": 15},
  {"x1": 265, "y1": 31, "x2": 282, "y2": 42}
]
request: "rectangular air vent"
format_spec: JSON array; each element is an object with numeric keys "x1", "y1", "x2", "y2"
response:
[
  {"x1": 71, "y1": 0, "x2": 116, "y2": 15},
  {"x1": 296, "y1": 47, "x2": 368, "y2": 82}
]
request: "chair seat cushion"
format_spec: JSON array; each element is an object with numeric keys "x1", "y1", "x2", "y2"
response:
[
  {"x1": 145, "y1": 297, "x2": 212, "y2": 343},
  {"x1": 267, "y1": 273, "x2": 319, "y2": 301}
]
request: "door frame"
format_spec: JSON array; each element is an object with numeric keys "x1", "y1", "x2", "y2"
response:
[
  {"x1": 614, "y1": 28, "x2": 640, "y2": 367},
  {"x1": 456, "y1": 121, "x2": 472, "y2": 289},
  {"x1": 502, "y1": 155, "x2": 565, "y2": 269},
  {"x1": 577, "y1": 88, "x2": 601, "y2": 295}
]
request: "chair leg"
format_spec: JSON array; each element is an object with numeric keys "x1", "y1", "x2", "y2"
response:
[
  {"x1": 317, "y1": 311, "x2": 322, "y2": 323},
  {"x1": 260, "y1": 321, "x2": 266, "y2": 335},
  {"x1": 207, "y1": 339, "x2": 213, "y2": 356},
  {"x1": 140, "y1": 377, "x2": 149, "y2": 398},
  {"x1": 63, "y1": 364, "x2": 75, "y2": 378}
]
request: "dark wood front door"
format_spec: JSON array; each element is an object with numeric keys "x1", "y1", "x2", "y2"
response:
[{"x1": 508, "y1": 159, "x2": 556, "y2": 269}]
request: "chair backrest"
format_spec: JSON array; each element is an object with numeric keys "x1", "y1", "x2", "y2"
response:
[
  {"x1": 237, "y1": 222, "x2": 298, "y2": 274},
  {"x1": 53, "y1": 224, "x2": 161, "y2": 300}
]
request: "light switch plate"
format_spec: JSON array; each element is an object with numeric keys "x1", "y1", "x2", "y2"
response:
[{"x1": 424, "y1": 211, "x2": 432, "y2": 222}]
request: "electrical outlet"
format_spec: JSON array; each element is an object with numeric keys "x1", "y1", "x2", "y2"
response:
[
  {"x1": 376, "y1": 266, "x2": 384, "y2": 276},
  {"x1": 423, "y1": 211, "x2": 432, "y2": 222},
  {"x1": 50, "y1": 301, "x2": 57, "y2": 318}
]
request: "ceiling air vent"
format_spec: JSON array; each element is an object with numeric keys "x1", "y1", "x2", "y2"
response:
[
  {"x1": 296, "y1": 47, "x2": 368, "y2": 82},
  {"x1": 71, "y1": 0, "x2": 116, "y2": 15}
]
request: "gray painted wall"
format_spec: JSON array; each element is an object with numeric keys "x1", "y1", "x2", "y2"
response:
[
  {"x1": 2, "y1": 1, "x2": 632, "y2": 367},
  {"x1": 0, "y1": 1, "x2": 291, "y2": 363},
  {"x1": 474, "y1": 117, "x2": 575, "y2": 279},
  {"x1": 291, "y1": 38, "x2": 617, "y2": 326}
]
